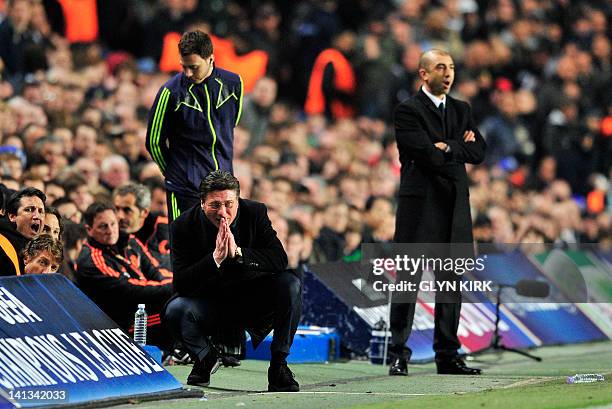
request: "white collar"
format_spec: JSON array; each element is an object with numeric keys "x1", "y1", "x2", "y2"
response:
[{"x1": 421, "y1": 86, "x2": 446, "y2": 109}]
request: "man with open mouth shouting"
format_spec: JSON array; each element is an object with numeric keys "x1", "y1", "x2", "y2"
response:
[{"x1": 0, "y1": 187, "x2": 46, "y2": 276}]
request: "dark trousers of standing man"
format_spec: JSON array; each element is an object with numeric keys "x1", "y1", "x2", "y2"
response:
[
  {"x1": 163, "y1": 271, "x2": 302, "y2": 363},
  {"x1": 390, "y1": 183, "x2": 463, "y2": 362},
  {"x1": 389, "y1": 267, "x2": 462, "y2": 362}
]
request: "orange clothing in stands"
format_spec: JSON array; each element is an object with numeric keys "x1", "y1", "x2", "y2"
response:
[
  {"x1": 159, "y1": 32, "x2": 182, "y2": 72},
  {"x1": 58, "y1": 0, "x2": 98, "y2": 43},
  {"x1": 305, "y1": 48, "x2": 356, "y2": 119},
  {"x1": 587, "y1": 190, "x2": 605, "y2": 214}
]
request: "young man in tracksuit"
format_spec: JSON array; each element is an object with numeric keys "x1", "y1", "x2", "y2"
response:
[
  {"x1": 145, "y1": 30, "x2": 243, "y2": 222},
  {"x1": 145, "y1": 29, "x2": 245, "y2": 365}
]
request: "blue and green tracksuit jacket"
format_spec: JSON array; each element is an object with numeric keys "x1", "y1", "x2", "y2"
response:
[{"x1": 145, "y1": 67, "x2": 243, "y2": 198}]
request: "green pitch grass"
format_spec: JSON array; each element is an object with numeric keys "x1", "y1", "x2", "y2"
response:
[{"x1": 115, "y1": 341, "x2": 612, "y2": 409}]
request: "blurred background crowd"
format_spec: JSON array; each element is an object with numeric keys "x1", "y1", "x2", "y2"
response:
[{"x1": 1, "y1": 0, "x2": 611, "y2": 278}]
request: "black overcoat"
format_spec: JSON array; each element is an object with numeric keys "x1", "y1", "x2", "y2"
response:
[{"x1": 394, "y1": 89, "x2": 486, "y2": 244}]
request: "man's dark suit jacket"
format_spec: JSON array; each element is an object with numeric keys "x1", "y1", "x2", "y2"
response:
[
  {"x1": 394, "y1": 89, "x2": 486, "y2": 244},
  {"x1": 170, "y1": 198, "x2": 288, "y2": 297}
]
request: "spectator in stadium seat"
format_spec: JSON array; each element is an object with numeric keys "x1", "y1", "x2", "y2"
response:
[
  {"x1": 0, "y1": 187, "x2": 46, "y2": 276},
  {"x1": 43, "y1": 205, "x2": 62, "y2": 241},
  {"x1": 0, "y1": 0, "x2": 35, "y2": 82},
  {"x1": 60, "y1": 220, "x2": 86, "y2": 282},
  {"x1": 0, "y1": 151, "x2": 24, "y2": 181},
  {"x1": 112, "y1": 182, "x2": 171, "y2": 268},
  {"x1": 63, "y1": 175, "x2": 94, "y2": 213},
  {"x1": 286, "y1": 220, "x2": 309, "y2": 270},
  {"x1": 23, "y1": 234, "x2": 63, "y2": 274},
  {"x1": 143, "y1": 177, "x2": 168, "y2": 218},
  {"x1": 34, "y1": 135, "x2": 67, "y2": 180},
  {"x1": 163, "y1": 171, "x2": 301, "y2": 391},
  {"x1": 75, "y1": 202, "x2": 173, "y2": 347},
  {"x1": 70, "y1": 124, "x2": 98, "y2": 162},
  {"x1": 53, "y1": 196, "x2": 82, "y2": 224},
  {"x1": 312, "y1": 201, "x2": 349, "y2": 262},
  {"x1": 240, "y1": 76, "x2": 277, "y2": 155},
  {"x1": 72, "y1": 157, "x2": 104, "y2": 196},
  {"x1": 44, "y1": 179, "x2": 65, "y2": 205},
  {"x1": 304, "y1": 30, "x2": 357, "y2": 121},
  {"x1": 362, "y1": 196, "x2": 395, "y2": 244},
  {"x1": 100, "y1": 154, "x2": 130, "y2": 192}
]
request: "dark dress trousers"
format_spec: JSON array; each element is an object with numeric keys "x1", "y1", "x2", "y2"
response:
[
  {"x1": 391, "y1": 89, "x2": 486, "y2": 360},
  {"x1": 163, "y1": 198, "x2": 302, "y2": 362}
]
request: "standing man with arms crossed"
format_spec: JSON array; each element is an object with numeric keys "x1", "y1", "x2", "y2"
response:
[
  {"x1": 146, "y1": 30, "x2": 243, "y2": 221},
  {"x1": 389, "y1": 49, "x2": 486, "y2": 376}
]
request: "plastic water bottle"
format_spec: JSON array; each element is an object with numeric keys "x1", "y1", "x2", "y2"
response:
[
  {"x1": 134, "y1": 304, "x2": 147, "y2": 346},
  {"x1": 566, "y1": 374, "x2": 605, "y2": 384}
]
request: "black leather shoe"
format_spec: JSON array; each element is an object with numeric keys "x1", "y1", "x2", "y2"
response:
[
  {"x1": 268, "y1": 364, "x2": 300, "y2": 392},
  {"x1": 187, "y1": 351, "x2": 220, "y2": 387},
  {"x1": 220, "y1": 355, "x2": 241, "y2": 367},
  {"x1": 388, "y1": 357, "x2": 408, "y2": 376},
  {"x1": 436, "y1": 356, "x2": 482, "y2": 375}
]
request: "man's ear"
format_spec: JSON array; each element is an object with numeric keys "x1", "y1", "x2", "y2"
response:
[
  {"x1": 141, "y1": 208, "x2": 150, "y2": 218},
  {"x1": 8, "y1": 213, "x2": 17, "y2": 223}
]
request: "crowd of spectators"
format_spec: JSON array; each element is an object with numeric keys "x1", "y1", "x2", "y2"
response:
[{"x1": 0, "y1": 0, "x2": 611, "y2": 286}]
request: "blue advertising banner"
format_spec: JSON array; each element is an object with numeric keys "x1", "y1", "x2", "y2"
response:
[
  {"x1": 0, "y1": 274, "x2": 183, "y2": 408},
  {"x1": 470, "y1": 250, "x2": 608, "y2": 345},
  {"x1": 304, "y1": 252, "x2": 609, "y2": 362}
]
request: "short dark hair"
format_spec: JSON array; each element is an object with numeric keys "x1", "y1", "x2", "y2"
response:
[
  {"x1": 83, "y1": 202, "x2": 115, "y2": 227},
  {"x1": 44, "y1": 206, "x2": 64, "y2": 239},
  {"x1": 23, "y1": 234, "x2": 63, "y2": 266},
  {"x1": 6, "y1": 187, "x2": 46, "y2": 216},
  {"x1": 178, "y1": 30, "x2": 213, "y2": 58},
  {"x1": 287, "y1": 220, "x2": 304, "y2": 237},
  {"x1": 199, "y1": 171, "x2": 240, "y2": 200},
  {"x1": 51, "y1": 196, "x2": 75, "y2": 208}
]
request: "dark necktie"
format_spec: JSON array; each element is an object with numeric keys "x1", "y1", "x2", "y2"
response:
[{"x1": 438, "y1": 102, "x2": 446, "y2": 137}]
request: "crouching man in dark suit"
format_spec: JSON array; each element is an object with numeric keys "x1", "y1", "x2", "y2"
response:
[{"x1": 164, "y1": 171, "x2": 301, "y2": 392}]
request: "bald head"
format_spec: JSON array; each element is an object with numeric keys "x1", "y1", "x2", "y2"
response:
[
  {"x1": 418, "y1": 49, "x2": 452, "y2": 71},
  {"x1": 418, "y1": 49, "x2": 455, "y2": 98}
]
